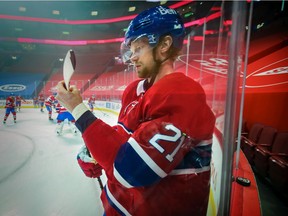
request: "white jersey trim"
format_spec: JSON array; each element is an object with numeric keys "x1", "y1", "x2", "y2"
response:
[
  {"x1": 105, "y1": 184, "x2": 132, "y2": 216},
  {"x1": 113, "y1": 165, "x2": 133, "y2": 188},
  {"x1": 129, "y1": 137, "x2": 167, "y2": 178},
  {"x1": 168, "y1": 166, "x2": 210, "y2": 175},
  {"x1": 136, "y1": 79, "x2": 146, "y2": 96},
  {"x1": 197, "y1": 139, "x2": 213, "y2": 146},
  {"x1": 117, "y1": 122, "x2": 133, "y2": 135}
]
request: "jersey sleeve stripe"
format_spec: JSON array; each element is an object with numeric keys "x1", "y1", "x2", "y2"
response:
[
  {"x1": 104, "y1": 184, "x2": 132, "y2": 216},
  {"x1": 113, "y1": 167, "x2": 133, "y2": 188},
  {"x1": 128, "y1": 137, "x2": 167, "y2": 178},
  {"x1": 113, "y1": 137, "x2": 167, "y2": 187}
]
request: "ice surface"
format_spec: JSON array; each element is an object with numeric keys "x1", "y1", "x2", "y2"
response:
[{"x1": 0, "y1": 107, "x2": 116, "y2": 216}]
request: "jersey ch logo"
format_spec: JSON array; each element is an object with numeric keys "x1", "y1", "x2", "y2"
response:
[{"x1": 124, "y1": 101, "x2": 138, "y2": 115}]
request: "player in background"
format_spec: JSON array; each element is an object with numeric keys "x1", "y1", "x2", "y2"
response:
[
  {"x1": 56, "y1": 6, "x2": 215, "y2": 216},
  {"x1": 55, "y1": 102, "x2": 77, "y2": 135},
  {"x1": 38, "y1": 93, "x2": 45, "y2": 112},
  {"x1": 45, "y1": 93, "x2": 57, "y2": 120},
  {"x1": 15, "y1": 94, "x2": 26, "y2": 112},
  {"x1": 33, "y1": 96, "x2": 39, "y2": 108},
  {"x1": 87, "y1": 95, "x2": 96, "y2": 112},
  {"x1": 3, "y1": 93, "x2": 17, "y2": 124}
]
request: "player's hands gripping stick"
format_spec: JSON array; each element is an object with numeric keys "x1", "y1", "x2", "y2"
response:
[{"x1": 77, "y1": 145, "x2": 103, "y2": 178}]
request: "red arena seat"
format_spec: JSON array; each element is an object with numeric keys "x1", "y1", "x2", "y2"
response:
[
  {"x1": 242, "y1": 125, "x2": 277, "y2": 165},
  {"x1": 268, "y1": 132, "x2": 288, "y2": 197},
  {"x1": 253, "y1": 132, "x2": 288, "y2": 178},
  {"x1": 241, "y1": 123, "x2": 264, "y2": 163}
]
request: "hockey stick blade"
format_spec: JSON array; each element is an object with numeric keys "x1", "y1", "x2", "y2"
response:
[{"x1": 63, "y1": 49, "x2": 76, "y2": 90}]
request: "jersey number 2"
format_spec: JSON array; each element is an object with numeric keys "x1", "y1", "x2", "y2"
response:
[{"x1": 149, "y1": 124, "x2": 184, "y2": 162}]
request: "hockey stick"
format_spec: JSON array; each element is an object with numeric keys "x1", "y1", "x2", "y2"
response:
[
  {"x1": 63, "y1": 51, "x2": 104, "y2": 190},
  {"x1": 97, "y1": 176, "x2": 104, "y2": 190},
  {"x1": 87, "y1": 149, "x2": 104, "y2": 191},
  {"x1": 63, "y1": 49, "x2": 76, "y2": 90}
]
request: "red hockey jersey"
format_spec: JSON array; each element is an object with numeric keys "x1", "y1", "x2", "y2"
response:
[
  {"x1": 15, "y1": 96, "x2": 24, "y2": 102},
  {"x1": 38, "y1": 94, "x2": 45, "y2": 103},
  {"x1": 78, "y1": 72, "x2": 215, "y2": 216},
  {"x1": 88, "y1": 97, "x2": 96, "y2": 105},
  {"x1": 55, "y1": 103, "x2": 67, "y2": 113},
  {"x1": 45, "y1": 95, "x2": 56, "y2": 106},
  {"x1": 5, "y1": 96, "x2": 15, "y2": 108}
]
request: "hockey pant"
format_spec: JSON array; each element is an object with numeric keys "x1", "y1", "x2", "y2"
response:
[{"x1": 4, "y1": 108, "x2": 16, "y2": 122}]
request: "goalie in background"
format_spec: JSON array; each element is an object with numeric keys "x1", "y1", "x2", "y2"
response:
[{"x1": 55, "y1": 102, "x2": 77, "y2": 135}]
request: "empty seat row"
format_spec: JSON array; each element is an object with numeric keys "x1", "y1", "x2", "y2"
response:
[
  {"x1": 241, "y1": 123, "x2": 277, "y2": 165},
  {"x1": 240, "y1": 123, "x2": 288, "y2": 197}
]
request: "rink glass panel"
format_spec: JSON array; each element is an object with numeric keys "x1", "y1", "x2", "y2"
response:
[{"x1": 0, "y1": 2, "x2": 249, "y2": 215}]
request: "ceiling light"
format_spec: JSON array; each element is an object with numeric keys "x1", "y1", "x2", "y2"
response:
[
  {"x1": 15, "y1": 28, "x2": 23, "y2": 31},
  {"x1": 19, "y1": 7, "x2": 26, "y2": 12},
  {"x1": 52, "y1": 10, "x2": 60, "y2": 15},
  {"x1": 184, "y1": 12, "x2": 193, "y2": 18},
  {"x1": 128, "y1": 6, "x2": 136, "y2": 12},
  {"x1": 62, "y1": 31, "x2": 70, "y2": 35},
  {"x1": 91, "y1": 11, "x2": 98, "y2": 16}
]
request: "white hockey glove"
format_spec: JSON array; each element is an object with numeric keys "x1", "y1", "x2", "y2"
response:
[{"x1": 77, "y1": 145, "x2": 102, "y2": 178}]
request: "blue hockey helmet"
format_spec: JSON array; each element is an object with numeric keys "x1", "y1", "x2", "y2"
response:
[{"x1": 124, "y1": 6, "x2": 185, "y2": 50}]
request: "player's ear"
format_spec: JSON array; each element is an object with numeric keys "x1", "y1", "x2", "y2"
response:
[{"x1": 160, "y1": 35, "x2": 173, "y2": 53}]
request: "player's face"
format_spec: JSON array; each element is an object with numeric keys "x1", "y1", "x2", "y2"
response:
[{"x1": 130, "y1": 37, "x2": 155, "y2": 79}]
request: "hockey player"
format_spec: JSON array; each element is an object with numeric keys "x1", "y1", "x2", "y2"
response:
[
  {"x1": 55, "y1": 102, "x2": 77, "y2": 135},
  {"x1": 3, "y1": 94, "x2": 17, "y2": 124},
  {"x1": 56, "y1": 6, "x2": 215, "y2": 216},
  {"x1": 15, "y1": 94, "x2": 26, "y2": 112},
  {"x1": 33, "y1": 96, "x2": 39, "y2": 108},
  {"x1": 45, "y1": 93, "x2": 57, "y2": 120},
  {"x1": 87, "y1": 95, "x2": 96, "y2": 112},
  {"x1": 38, "y1": 93, "x2": 45, "y2": 112}
]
